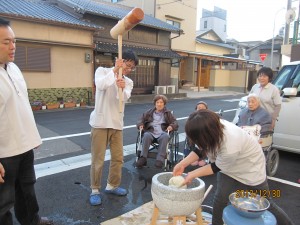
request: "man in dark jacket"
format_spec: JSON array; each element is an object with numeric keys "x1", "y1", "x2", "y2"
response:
[{"x1": 136, "y1": 95, "x2": 178, "y2": 168}]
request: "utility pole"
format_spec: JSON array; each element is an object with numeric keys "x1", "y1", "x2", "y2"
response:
[
  {"x1": 293, "y1": 0, "x2": 300, "y2": 44},
  {"x1": 284, "y1": 0, "x2": 292, "y2": 44},
  {"x1": 271, "y1": 8, "x2": 285, "y2": 70}
]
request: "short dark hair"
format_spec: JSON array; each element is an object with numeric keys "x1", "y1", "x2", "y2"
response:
[
  {"x1": 0, "y1": 17, "x2": 10, "y2": 27},
  {"x1": 257, "y1": 67, "x2": 273, "y2": 81},
  {"x1": 153, "y1": 94, "x2": 168, "y2": 105},
  {"x1": 123, "y1": 49, "x2": 138, "y2": 66},
  {"x1": 185, "y1": 109, "x2": 224, "y2": 157}
]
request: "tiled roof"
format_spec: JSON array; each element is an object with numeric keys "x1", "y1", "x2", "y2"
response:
[
  {"x1": 254, "y1": 43, "x2": 281, "y2": 51},
  {"x1": 96, "y1": 42, "x2": 181, "y2": 59},
  {"x1": 0, "y1": 0, "x2": 101, "y2": 29},
  {"x1": 196, "y1": 37, "x2": 235, "y2": 50},
  {"x1": 58, "y1": 0, "x2": 181, "y2": 33}
]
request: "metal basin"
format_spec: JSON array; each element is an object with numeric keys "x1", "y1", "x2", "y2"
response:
[
  {"x1": 151, "y1": 172, "x2": 205, "y2": 216},
  {"x1": 229, "y1": 192, "x2": 270, "y2": 218}
]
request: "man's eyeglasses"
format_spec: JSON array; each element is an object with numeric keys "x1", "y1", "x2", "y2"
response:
[
  {"x1": 258, "y1": 73, "x2": 268, "y2": 78},
  {"x1": 124, "y1": 62, "x2": 136, "y2": 72}
]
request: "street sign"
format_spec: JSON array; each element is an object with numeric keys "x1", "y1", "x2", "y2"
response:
[{"x1": 259, "y1": 53, "x2": 267, "y2": 61}]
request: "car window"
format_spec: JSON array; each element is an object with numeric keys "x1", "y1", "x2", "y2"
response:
[
  {"x1": 273, "y1": 65, "x2": 297, "y2": 89},
  {"x1": 292, "y1": 69, "x2": 300, "y2": 88}
]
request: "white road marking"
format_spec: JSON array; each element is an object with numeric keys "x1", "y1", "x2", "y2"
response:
[
  {"x1": 35, "y1": 133, "x2": 187, "y2": 179},
  {"x1": 41, "y1": 110, "x2": 236, "y2": 142},
  {"x1": 41, "y1": 125, "x2": 136, "y2": 141},
  {"x1": 267, "y1": 176, "x2": 300, "y2": 188},
  {"x1": 222, "y1": 99, "x2": 242, "y2": 102}
]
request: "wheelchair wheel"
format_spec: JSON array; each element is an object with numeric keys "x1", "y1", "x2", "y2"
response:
[
  {"x1": 136, "y1": 131, "x2": 142, "y2": 158},
  {"x1": 168, "y1": 131, "x2": 180, "y2": 168},
  {"x1": 266, "y1": 148, "x2": 279, "y2": 177}
]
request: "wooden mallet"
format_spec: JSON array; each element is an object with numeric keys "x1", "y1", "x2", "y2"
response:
[{"x1": 110, "y1": 8, "x2": 144, "y2": 112}]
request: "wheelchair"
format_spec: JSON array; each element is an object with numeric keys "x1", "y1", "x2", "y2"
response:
[
  {"x1": 135, "y1": 129, "x2": 180, "y2": 171},
  {"x1": 241, "y1": 125, "x2": 279, "y2": 177}
]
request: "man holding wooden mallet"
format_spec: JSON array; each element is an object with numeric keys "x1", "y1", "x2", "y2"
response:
[{"x1": 89, "y1": 8, "x2": 144, "y2": 206}]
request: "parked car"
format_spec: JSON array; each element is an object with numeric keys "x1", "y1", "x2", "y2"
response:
[{"x1": 232, "y1": 61, "x2": 300, "y2": 175}]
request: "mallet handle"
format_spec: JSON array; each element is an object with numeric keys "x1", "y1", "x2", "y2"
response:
[{"x1": 118, "y1": 34, "x2": 123, "y2": 113}]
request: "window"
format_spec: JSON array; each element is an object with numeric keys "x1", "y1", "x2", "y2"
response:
[
  {"x1": 171, "y1": 59, "x2": 179, "y2": 67},
  {"x1": 292, "y1": 68, "x2": 300, "y2": 88},
  {"x1": 15, "y1": 45, "x2": 51, "y2": 72},
  {"x1": 273, "y1": 65, "x2": 297, "y2": 89},
  {"x1": 166, "y1": 19, "x2": 180, "y2": 28},
  {"x1": 204, "y1": 21, "x2": 207, "y2": 29},
  {"x1": 224, "y1": 24, "x2": 226, "y2": 32}
]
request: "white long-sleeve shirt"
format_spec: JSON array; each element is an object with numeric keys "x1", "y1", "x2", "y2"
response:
[
  {"x1": 208, "y1": 120, "x2": 266, "y2": 186},
  {"x1": 89, "y1": 67, "x2": 133, "y2": 130},
  {"x1": 0, "y1": 63, "x2": 42, "y2": 158}
]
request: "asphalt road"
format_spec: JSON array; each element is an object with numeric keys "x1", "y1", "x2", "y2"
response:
[{"x1": 13, "y1": 95, "x2": 300, "y2": 225}]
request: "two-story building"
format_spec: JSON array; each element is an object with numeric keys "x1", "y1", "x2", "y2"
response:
[{"x1": 0, "y1": 0, "x2": 181, "y2": 104}]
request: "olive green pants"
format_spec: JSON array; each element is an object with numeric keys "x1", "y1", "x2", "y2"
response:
[{"x1": 90, "y1": 128, "x2": 123, "y2": 190}]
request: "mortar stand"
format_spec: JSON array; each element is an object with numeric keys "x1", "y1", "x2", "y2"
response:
[{"x1": 149, "y1": 204, "x2": 206, "y2": 225}]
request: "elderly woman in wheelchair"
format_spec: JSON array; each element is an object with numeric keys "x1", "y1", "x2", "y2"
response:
[
  {"x1": 135, "y1": 95, "x2": 178, "y2": 169},
  {"x1": 237, "y1": 93, "x2": 272, "y2": 134},
  {"x1": 237, "y1": 93, "x2": 280, "y2": 176}
]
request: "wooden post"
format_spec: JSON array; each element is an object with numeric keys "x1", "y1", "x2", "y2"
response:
[
  {"x1": 150, "y1": 205, "x2": 160, "y2": 225},
  {"x1": 197, "y1": 58, "x2": 202, "y2": 92},
  {"x1": 195, "y1": 208, "x2": 204, "y2": 225}
]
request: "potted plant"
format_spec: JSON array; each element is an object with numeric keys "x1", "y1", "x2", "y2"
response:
[
  {"x1": 31, "y1": 101, "x2": 42, "y2": 111},
  {"x1": 64, "y1": 98, "x2": 76, "y2": 108},
  {"x1": 46, "y1": 102, "x2": 60, "y2": 110},
  {"x1": 80, "y1": 98, "x2": 87, "y2": 107},
  {"x1": 59, "y1": 101, "x2": 64, "y2": 108}
]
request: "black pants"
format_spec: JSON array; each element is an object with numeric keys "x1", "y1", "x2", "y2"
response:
[
  {"x1": 212, "y1": 172, "x2": 294, "y2": 225},
  {"x1": 0, "y1": 150, "x2": 40, "y2": 225}
]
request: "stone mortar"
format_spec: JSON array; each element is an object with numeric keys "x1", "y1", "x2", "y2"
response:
[{"x1": 151, "y1": 172, "x2": 205, "y2": 216}]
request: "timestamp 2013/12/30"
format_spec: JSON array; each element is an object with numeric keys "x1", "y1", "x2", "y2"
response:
[{"x1": 235, "y1": 189, "x2": 281, "y2": 198}]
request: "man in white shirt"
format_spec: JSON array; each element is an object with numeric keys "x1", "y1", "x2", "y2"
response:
[
  {"x1": 89, "y1": 49, "x2": 138, "y2": 206},
  {"x1": 0, "y1": 17, "x2": 53, "y2": 225}
]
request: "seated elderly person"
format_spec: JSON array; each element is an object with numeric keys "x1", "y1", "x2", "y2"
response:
[
  {"x1": 186, "y1": 101, "x2": 208, "y2": 167},
  {"x1": 136, "y1": 95, "x2": 178, "y2": 169},
  {"x1": 237, "y1": 93, "x2": 272, "y2": 134}
]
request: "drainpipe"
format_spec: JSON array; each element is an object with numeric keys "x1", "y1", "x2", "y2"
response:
[
  {"x1": 170, "y1": 31, "x2": 182, "y2": 93},
  {"x1": 154, "y1": 0, "x2": 156, "y2": 17},
  {"x1": 171, "y1": 31, "x2": 182, "y2": 39}
]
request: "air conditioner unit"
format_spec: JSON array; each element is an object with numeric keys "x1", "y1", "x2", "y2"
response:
[
  {"x1": 155, "y1": 86, "x2": 166, "y2": 95},
  {"x1": 166, "y1": 85, "x2": 176, "y2": 94}
]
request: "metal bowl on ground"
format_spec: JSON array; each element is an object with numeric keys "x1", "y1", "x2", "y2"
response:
[
  {"x1": 229, "y1": 192, "x2": 270, "y2": 218},
  {"x1": 151, "y1": 172, "x2": 205, "y2": 216}
]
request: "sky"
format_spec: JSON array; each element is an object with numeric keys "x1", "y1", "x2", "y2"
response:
[{"x1": 196, "y1": 0, "x2": 299, "y2": 42}]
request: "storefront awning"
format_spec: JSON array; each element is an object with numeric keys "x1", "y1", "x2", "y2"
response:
[
  {"x1": 175, "y1": 49, "x2": 246, "y2": 63},
  {"x1": 96, "y1": 42, "x2": 182, "y2": 59}
]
